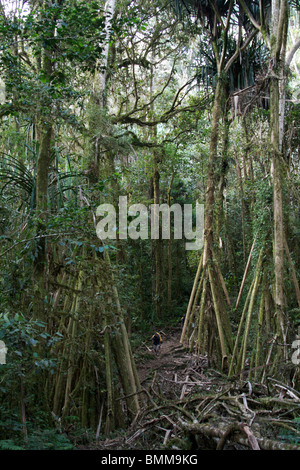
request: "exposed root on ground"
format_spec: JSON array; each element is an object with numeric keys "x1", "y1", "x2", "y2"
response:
[{"x1": 86, "y1": 327, "x2": 300, "y2": 451}]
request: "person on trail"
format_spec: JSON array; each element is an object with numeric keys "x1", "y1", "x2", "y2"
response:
[{"x1": 152, "y1": 332, "x2": 162, "y2": 354}]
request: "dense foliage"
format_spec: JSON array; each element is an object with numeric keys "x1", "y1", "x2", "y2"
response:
[{"x1": 0, "y1": 0, "x2": 299, "y2": 450}]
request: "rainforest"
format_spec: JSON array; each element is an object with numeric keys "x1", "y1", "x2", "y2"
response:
[{"x1": 0, "y1": 0, "x2": 299, "y2": 453}]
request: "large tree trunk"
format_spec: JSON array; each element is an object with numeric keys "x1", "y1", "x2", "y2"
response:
[
  {"x1": 270, "y1": 0, "x2": 289, "y2": 353},
  {"x1": 238, "y1": 0, "x2": 291, "y2": 372},
  {"x1": 203, "y1": 78, "x2": 223, "y2": 267},
  {"x1": 181, "y1": 77, "x2": 234, "y2": 368}
]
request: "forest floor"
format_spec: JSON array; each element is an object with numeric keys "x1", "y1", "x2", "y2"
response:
[
  {"x1": 136, "y1": 327, "x2": 192, "y2": 383},
  {"x1": 82, "y1": 327, "x2": 300, "y2": 451}
]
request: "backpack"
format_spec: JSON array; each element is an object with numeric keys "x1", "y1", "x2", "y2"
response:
[{"x1": 152, "y1": 332, "x2": 161, "y2": 345}]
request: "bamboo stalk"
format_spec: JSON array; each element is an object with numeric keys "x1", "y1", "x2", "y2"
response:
[
  {"x1": 261, "y1": 334, "x2": 278, "y2": 383},
  {"x1": 62, "y1": 268, "x2": 84, "y2": 418},
  {"x1": 96, "y1": 401, "x2": 104, "y2": 441},
  {"x1": 213, "y1": 249, "x2": 231, "y2": 307},
  {"x1": 229, "y1": 276, "x2": 255, "y2": 376},
  {"x1": 208, "y1": 265, "x2": 228, "y2": 368},
  {"x1": 187, "y1": 272, "x2": 205, "y2": 349},
  {"x1": 212, "y1": 265, "x2": 234, "y2": 352},
  {"x1": 52, "y1": 273, "x2": 79, "y2": 416},
  {"x1": 254, "y1": 281, "x2": 266, "y2": 381},
  {"x1": 180, "y1": 252, "x2": 203, "y2": 344},
  {"x1": 103, "y1": 311, "x2": 114, "y2": 435},
  {"x1": 79, "y1": 291, "x2": 95, "y2": 427},
  {"x1": 105, "y1": 249, "x2": 141, "y2": 418},
  {"x1": 239, "y1": 250, "x2": 263, "y2": 378},
  {"x1": 235, "y1": 235, "x2": 257, "y2": 309},
  {"x1": 196, "y1": 272, "x2": 208, "y2": 355}
]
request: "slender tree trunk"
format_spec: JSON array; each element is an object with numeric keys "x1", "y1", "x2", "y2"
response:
[
  {"x1": 167, "y1": 174, "x2": 174, "y2": 311},
  {"x1": 149, "y1": 49, "x2": 163, "y2": 319},
  {"x1": 33, "y1": 23, "x2": 54, "y2": 320},
  {"x1": 103, "y1": 310, "x2": 115, "y2": 435},
  {"x1": 215, "y1": 111, "x2": 230, "y2": 266},
  {"x1": 153, "y1": 148, "x2": 163, "y2": 318},
  {"x1": 99, "y1": 0, "x2": 116, "y2": 108},
  {"x1": 234, "y1": 152, "x2": 247, "y2": 267},
  {"x1": 34, "y1": 120, "x2": 52, "y2": 309}
]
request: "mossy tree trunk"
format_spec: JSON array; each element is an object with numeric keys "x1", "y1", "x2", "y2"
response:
[
  {"x1": 33, "y1": 3, "x2": 56, "y2": 320},
  {"x1": 180, "y1": 3, "x2": 258, "y2": 368},
  {"x1": 268, "y1": 0, "x2": 289, "y2": 357},
  {"x1": 181, "y1": 76, "x2": 234, "y2": 368}
]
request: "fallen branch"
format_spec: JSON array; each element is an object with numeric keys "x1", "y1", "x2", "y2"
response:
[
  {"x1": 216, "y1": 423, "x2": 260, "y2": 450},
  {"x1": 179, "y1": 419, "x2": 300, "y2": 450}
]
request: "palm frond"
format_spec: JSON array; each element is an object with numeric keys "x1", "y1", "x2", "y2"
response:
[{"x1": 0, "y1": 154, "x2": 35, "y2": 202}]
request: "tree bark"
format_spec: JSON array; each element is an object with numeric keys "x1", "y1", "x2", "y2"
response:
[
  {"x1": 203, "y1": 78, "x2": 224, "y2": 267},
  {"x1": 270, "y1": 0, "x2": 288, "y2": 349}
]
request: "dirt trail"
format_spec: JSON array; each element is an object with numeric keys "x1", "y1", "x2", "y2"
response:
[
  {"x1": 137, "y1": 327, "x2": 191, "y2": 384},
  {"x1": 86, "y1": 328, "x2": 300, "y2": 451}
]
